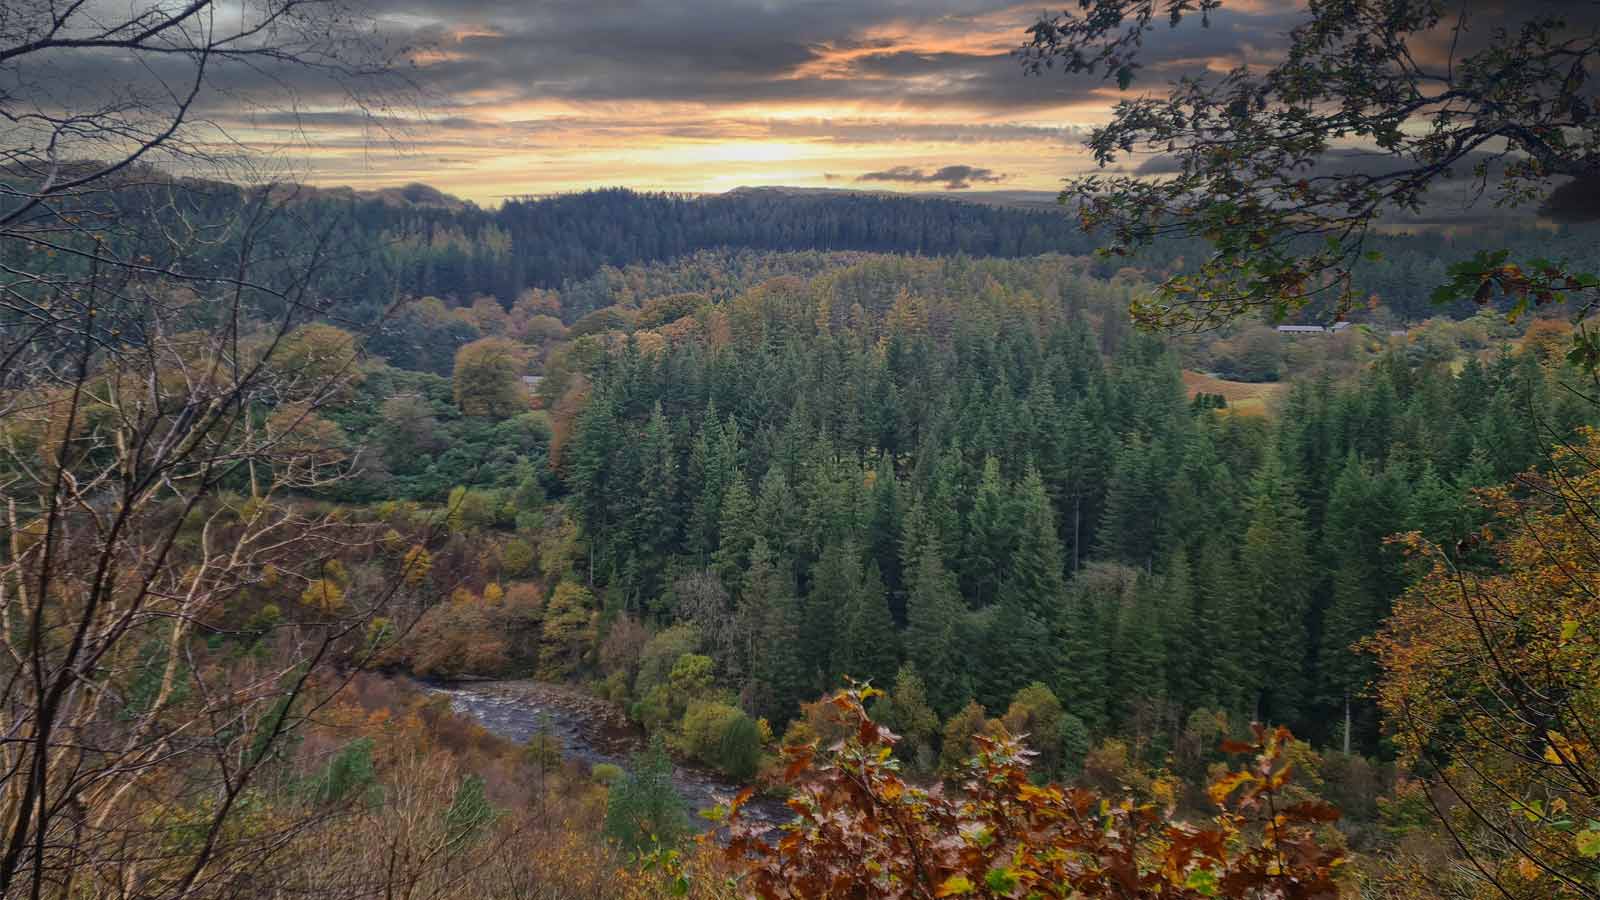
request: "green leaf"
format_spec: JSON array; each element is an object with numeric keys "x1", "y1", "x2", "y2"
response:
[
  {"x1": 1576, "y1": 825, "x2": 1600, "y2": 859},
  {"x1": 985, "y1": 867, "x2": 1020, "y2": 893},
  {"x1": 1185, "y1": 867, "x2": 1220, "y2": 896}
]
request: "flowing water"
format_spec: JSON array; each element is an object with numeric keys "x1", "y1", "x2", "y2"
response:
[{"x1": 426, "y1": 680, "x2": 792, "y2": 829}]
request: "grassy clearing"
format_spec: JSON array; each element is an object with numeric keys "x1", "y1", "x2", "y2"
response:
[{"x1": 1182, "y1": 371, "x2": 1290, "y2": 417}]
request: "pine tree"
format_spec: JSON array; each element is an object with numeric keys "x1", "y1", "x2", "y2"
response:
[
  {"x1": 688, "y1": 408, "x2": 741, "y2": 560},
  {"x1": 1236, "y1": 448, "x2": 1313, "y2": 726},
  {"x1": 1113, "y1": 576, "x2": 1167, "y2": 727},
  {"x1": 904, "y1": 553, "x2": 965, "y2": 716},
  {"x1": 1004, "y1": 466, "x2": 1068, "y2": 622},
  {"x1": 807, "y1": 542, "x2": 861, "y2": 690},
  {"x1": 1097, "y1": 434, "x2": 1160, "y2": 570},
  {"x1": 961, "y1": 455, "x2": 1015, "y2": 607},
  {"x1": 867, "y1": 457, "x2": 905, "y2": 614},
  {"x1": 1059, "y1": 400, "x2": 1112, "y2": 573},
  {"x1": 1156, "y1": 553, "x2": 1197, "y2": 711},
  {"x1": 1056, "y1": 566, "x2": 1124, "y2": 733},
  {"x1": 981, "y1": 597, "x2": 1052, "y2": 712},
  {"x1": 630, "y1": 402, "x2": 679, "y2": 603},
  {"x1": 712, "y1": 477, "x2": 758, "y2": 594},
  {"x1": 1316, "y1": 454, "x2": 1408, "y2": 748},
  {"x1": 745, "y1": 538, "x2": 808, "y2": 725},
  {"x1": 839, "y1": 563, "x2": 899, "y2": 688},
  {"x1": 1193, "y1": 538, "x2": 1243, "y2": 713}
]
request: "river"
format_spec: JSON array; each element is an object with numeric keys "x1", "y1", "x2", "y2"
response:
[{"x1": 426, "y1": 679, "x2": 792, "y2": 829}]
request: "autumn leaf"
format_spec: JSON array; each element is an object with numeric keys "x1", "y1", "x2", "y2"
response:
[{"x1": 936, "y1": 874, "x2": 975, "y2": 896}]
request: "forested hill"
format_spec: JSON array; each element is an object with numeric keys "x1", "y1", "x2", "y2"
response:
[
  {"x1": 24, "y1": 172, "x2": 1600, "y2": 336},
  {"x1": 492, "y1": 188, "x2": 1091, "y2": 288}
]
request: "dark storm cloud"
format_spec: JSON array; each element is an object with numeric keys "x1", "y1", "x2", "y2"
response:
[
  {"x1": 857, "y1": 164, "x2": 1005, "y2": 189},
  {"x1": 6, "y1": 0, "x2": 1312, "y2": 135},
  {"x1": 332, "y1": 0, "x2": 1305, "y2": 112}
]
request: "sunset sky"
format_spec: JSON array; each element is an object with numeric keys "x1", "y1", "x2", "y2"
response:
[{"x1": 226, "y1": 0, "x2": 1304, "y2": 203}]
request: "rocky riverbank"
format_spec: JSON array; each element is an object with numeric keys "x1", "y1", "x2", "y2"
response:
[{"x1": 425, "y1": 679, "x2": 791, "y2": 828}]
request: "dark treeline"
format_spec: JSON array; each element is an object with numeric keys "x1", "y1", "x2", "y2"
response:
[{"x1": 10, "y1": 172, "x2": 1598, "y2": 366}]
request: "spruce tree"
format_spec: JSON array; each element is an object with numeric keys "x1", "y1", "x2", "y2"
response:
[
  {"x1": 840, "y1": 563, "x2": 899, "y2": 688},
  {"x1": 1113, "y1": 576, "x2": 1167, "y2": 727},
  {"x1": 961, "y1": 455, "x2": 1015, "y2": 607},
  {"x1": 1097, "y1": 434, "x2": 1160, "y2": 570},
  {"x1": 712, "y1": 477, "x2": 758, "y2": 594},
  {"x1": 981, "y1": 598, "x2": 1051, "y2": 712},
  {"x1": 1236, "y1": 448, "x2": 1313, "y2": 726},
  {"x1": 1005, "y1": 466, "x2": 1068, "y2": 622},
  {"x1": 807, "y1": 542, "x2": 861, "y2": 690},
  {"x1": 904, "y1": 553, "x2": 966, "y2": 716},
  {"x1": 745, "y1": 538, "x2": 808, "y2": 725}
]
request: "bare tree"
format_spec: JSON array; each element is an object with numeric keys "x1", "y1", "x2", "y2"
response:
[{"x1": 0, "y1": 3, "x2": 433, "y2": 897}]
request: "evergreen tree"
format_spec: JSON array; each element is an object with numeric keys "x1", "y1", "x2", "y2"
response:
[
  {"x1": 1097, "y1": 435, "x2": 1161, "y2": 570},
  {"x1": 1113, "y1": 576, "x2": 1167, "y2": 727},
  {"x1": 1156, "y1": 553, "x2": 1197, "y2": 711},
  {"x1": 981, "y1": 597, "x2": 1052, "y2": 712},
  {"x1": 1004, "y1": 466, "x2": 1068, "y2": 622},
  {"x1": 904, "y1": 554, "x2": 966, "y2": 716},
  {"x1": 712, "y1": 477, "x2": 758, "y2": 594},
  {"x1": 807, "y1": 542, "x2": 861, "y2": 689},
  {"x1": 1236, "y1": 449, "x2": 1314, "y2": 726},
  {"x1": 839, "y1": 563, "x2": 899, "y2": 688},
  {"x1": 961, "y1": 455, "x2": 1015, "y2": 607},
  {"x1": 745, "y1": 539, "x2": 808, "y2": 725}
]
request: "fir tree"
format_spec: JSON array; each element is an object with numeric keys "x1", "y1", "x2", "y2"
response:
[
  {"x1": 839, "y1": 563, "x2": 899, "y2": 688},
  {"x1": 904, "y1": 554, "x2": 966, "y2": 716},
  {"x1": 1236, "y1": 448, "x2": 1313, "y2": 726},
  {"x1": 961, "y1": 455, "x2": 1015, "y2": 607},
  {"x1": 745, "y1": 538, "x2": 808, "y2": 725}
]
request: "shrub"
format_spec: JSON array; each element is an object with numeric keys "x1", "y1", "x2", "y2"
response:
[
  {"x1": 679, "y1": 700, "x2": 762, "y2": 781},
  {"x1": 634, "y1": 624, "x2": 700, "y2": 698},
  {"x1": 667, "y1": 654, "x2": 714, "y2": 700},
  {"x1": 1002, "y1": 682, "x2": 1065, "y2": 775},
  {"x1": 500, "y1": 538, "x2": 535, "y2": 576},
  {"x1": 604, "y1": 737, "x2": 689, "y2": 853},
  {"x1": 591, "y1": 763, "x2": 624, "y2": 786},
  {"x1": 715, "y1": 713, "x2": 763, "y2": 782},
  {"x1": 719, "y1": 687, "x2": 1344, "y2": 900},
  {"x1": 1057, "y1": 713, "x2": 1092, "y2": 778},
  {"x1": 939, "y1": 700, "x2": 988, "y2": 775}
]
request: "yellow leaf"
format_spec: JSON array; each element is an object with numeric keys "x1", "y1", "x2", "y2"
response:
[
  {"x1": 936, "y1": 874, "x2": 975, "y2": 897},
  {"x1": 1207, "y1": 771, "x2": 1253, "y2": 806}
]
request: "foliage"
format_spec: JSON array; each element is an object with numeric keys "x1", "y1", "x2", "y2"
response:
[
  {"x1": 454, "y1": 337, "x2": 533, "y2": 418},
  {"x1": 606, "y1": 737, "x2": 692, "y2": 854},
  {"x1": 1373, "y1": 429, "x2": 1600, "y2": 899},
  {"x1": 1022, "y1": 0, "x2": 1600, "y2": 330},
  {"x1": 718, "y1": 686, "x2": 1344, "y2": 899}
]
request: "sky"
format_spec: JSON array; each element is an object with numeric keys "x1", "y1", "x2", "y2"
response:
[{"x1": 213, "y1": 0, "x2": 1304, "y2": 203}]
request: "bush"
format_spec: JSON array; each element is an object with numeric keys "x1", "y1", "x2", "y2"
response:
[
  {"x1": 1057, "y1": 713, "x2": 1092, "y2": 777},
  {"x1": 720, "y1": 687, "x2": 1344, "y2": 899},
  {"x1": 679, "y1": 700, "x2": 761, "y2": 781},
  {"x1": 604, "y1": 737, "x2": 689, "y2": 853},
  {"x1": 634, "y1": 624, "x2": 700, "y2": 698},
  {"x1": 939, "y1": 700, "x2": 988, "y2": 775},
  {"x1": 716, "y1": 713, "x2": 763, "y2": 782},
  {"x1": 500, "y1": 538, "x2": 535, "y2": 576},
  {"x1": 1002, "y1": 682, "x2": 1065, "y2": 775},
  {"x1": 591, "y1": 763, "x2": 624, "y2": 786},
  {"x1": 667, "y1": 654, "x2": 714, "y2": 699}
]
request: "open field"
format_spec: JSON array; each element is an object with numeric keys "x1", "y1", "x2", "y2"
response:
[{"x1": 1182, "y1": 371, "x2": 1291, "y2": 416}]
